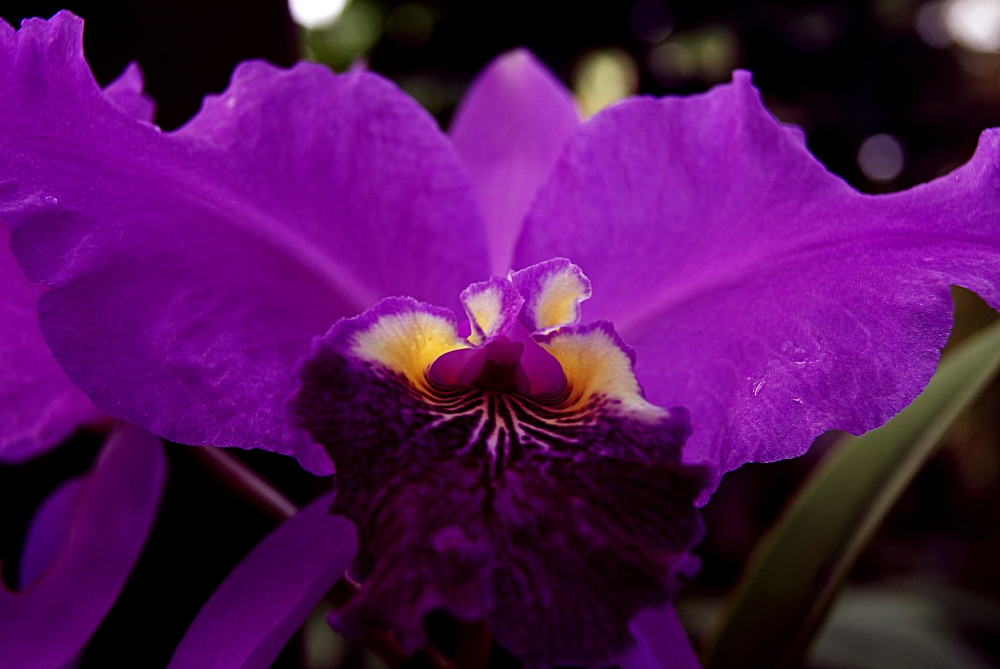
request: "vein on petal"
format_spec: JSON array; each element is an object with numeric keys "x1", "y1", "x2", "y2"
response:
[
  {"x1": 616, "y1": 229, "x2": 1000, "y2": 339},
  {"x1": 15, "y1": 132, "x2": 380, "y2": 314}
]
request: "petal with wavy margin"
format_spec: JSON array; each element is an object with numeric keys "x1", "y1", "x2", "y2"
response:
[
  {"x1": 1, "y1": 12, "x2": 489, "y2": 457},
  {"x1": 515, "y1": 71, "x2": 1000, "y2": 493}
]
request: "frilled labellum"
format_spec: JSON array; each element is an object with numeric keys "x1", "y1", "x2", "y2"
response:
[{"x1": 289, "y1": 258, "x2": 709, "y2": 669}]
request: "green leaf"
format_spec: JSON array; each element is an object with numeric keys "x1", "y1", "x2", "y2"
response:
[{"x1": 701, "y1": 319, "x2": 1000, "y2": 669}]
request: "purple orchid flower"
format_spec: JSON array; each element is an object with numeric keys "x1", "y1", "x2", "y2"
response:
[
  {"x1": 4, "y1": 10, "x2": 1000, "y2": 669},
  {"x1": 1, "y1": 61, "x2": 165, "y2": 669},
  {"x1": 1, "y1": 213, "x2": 101, "y2": 463}
]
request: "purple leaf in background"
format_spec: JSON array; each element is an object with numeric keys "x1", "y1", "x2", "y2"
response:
[
  {"x1": 18, "y1": 475, "x2": 86, "y2": 590},
  {"x1": 0, "y1": 423, "x2": 167, "y2": 669},
  {"x1": 167, "y1": 492, "x2": 356, "y2": 669},
  {"x1": 15, "y1": 476, "x2": 88, "y2": 669}
]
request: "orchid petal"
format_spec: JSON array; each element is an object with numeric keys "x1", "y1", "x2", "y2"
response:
[
  {"x1": 510, "y1": 257, "x2": 592, "y2": 333},
  {"x1": 460, "y1": 275, "x2": 524, "y2": 345},
  {"x1": 515, "y1": 71, "x2": 1000, "y2": 490},
  {"x1": 622, "y1": 604, "x2": 702, "y2": 669},
  {"x1": 101, "y1": 62, "x2": 156, "y2": 123},
  {"x1": 18, "y1": 475, "x2": 86, "y2": 589},
  {"x1": 167, "y1": 492, "x2": 357, "y2": 669},
  {"x1": 0, "y1": 423, "x2": 166, "y2": 669},
  {"x1": 450, "y1": 49, "x2": 579, "y2": 274},
  {"x1": 0, "y1": 12, "x2": 489, "y2": 457},
  {"x1": 0, "y1": 224, "x2": 101, "y2": 463},
  {"x1": 0, "y1": 59, "x2": 149, "y2": 463}
]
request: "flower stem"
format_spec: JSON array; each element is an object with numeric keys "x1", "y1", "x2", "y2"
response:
[{"x1": 185, "y1": 445, "x2": 297, "y2": 521}]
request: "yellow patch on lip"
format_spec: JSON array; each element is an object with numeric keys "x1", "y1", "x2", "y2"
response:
[
  {"x1": 464, "y1": 287, "x2": 503, "y2": 346},
  {"x1": 351, "y1": 311, "x2": 469, "y2": 392},
  {"x1": 532, "y1": 268, "x2": 591, "y2": 333},
  {"x1": 539, "y1": 326, "x2": 664, "y2": 421}
]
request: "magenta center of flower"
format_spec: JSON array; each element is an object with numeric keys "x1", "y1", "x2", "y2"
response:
[
  {"x1": 472, "y1": 337, "x2": 526, "y2": 392},
  {"x1": 428, "y1": 321, "x2": 567, "y2": 397},
  {"x1": 422, "y1": 259, "x2": 610, "y2": 398}
]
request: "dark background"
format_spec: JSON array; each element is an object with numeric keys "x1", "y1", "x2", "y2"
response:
[
  {"x1": 2, "y1": 1, "x2": 1000, "y2": 667},
  {"x1": 4, "y1": 0, "x2": 1000, "y2": 189}
]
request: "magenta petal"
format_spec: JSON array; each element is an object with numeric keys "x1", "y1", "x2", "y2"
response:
[
  {"x1": 460, "y1": 275, "x2": 524, "y2": 344},
  {"x1": 0, "y1": 224, "x2": 102, "y2": 463},
  {"x1": 516, "y1": 71, "x2": 1000, "y2": 487},
  {"x1": 1, "y1": 13, "x2": 488, "y2": 455},
  {"x1": 292, "y1": 430, "x2": 336, "y2": 477},
  {"x1": 0, "y1": 423, "x2": 166, "y2": 669},
  {"x1": 101, "y1": 62, "x2": 156, "y2": 122},
  {"x1": 621, "y1": 605, "x2": 702, "y2": 669},
  {"x1": 450, "y1": 50, "x2": 579, "y2": 274},
  {"x1": 167, "y1": 492, "x2": 357, "y2": 669},
  {"x1": 18, "y1": 475, "x2": 86, "y2": 589},
  {"x1": 510, "y1": 257, "x2": 592, "y2": 333}
]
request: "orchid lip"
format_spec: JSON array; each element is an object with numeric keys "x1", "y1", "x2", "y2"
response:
[{"x1": 289, "y1": 257, "x2": 708, "y2": 667}]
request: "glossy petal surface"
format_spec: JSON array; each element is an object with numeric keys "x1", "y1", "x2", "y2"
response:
[
  {"x1": 450, "y1": 50, "x2": 579, "y2": 274},
  {"x1": 0, "y1": 423, "x2": 166, "y2": 669},
  {"x1": 516, "y1": 71, "x2": 1000, "y2": 486},
  {"x1": 0, "y1": 224, "x2": 101, "y2": 463},
  {"x1": 167, "y1": 492, "x2": 357, "y2": 669},
  {"x1": 101, "y1": 62, "x2": 155, "y2": 123},
  {"x1": 1, "y1": 13, "x2": 489, "y2": 456}
]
